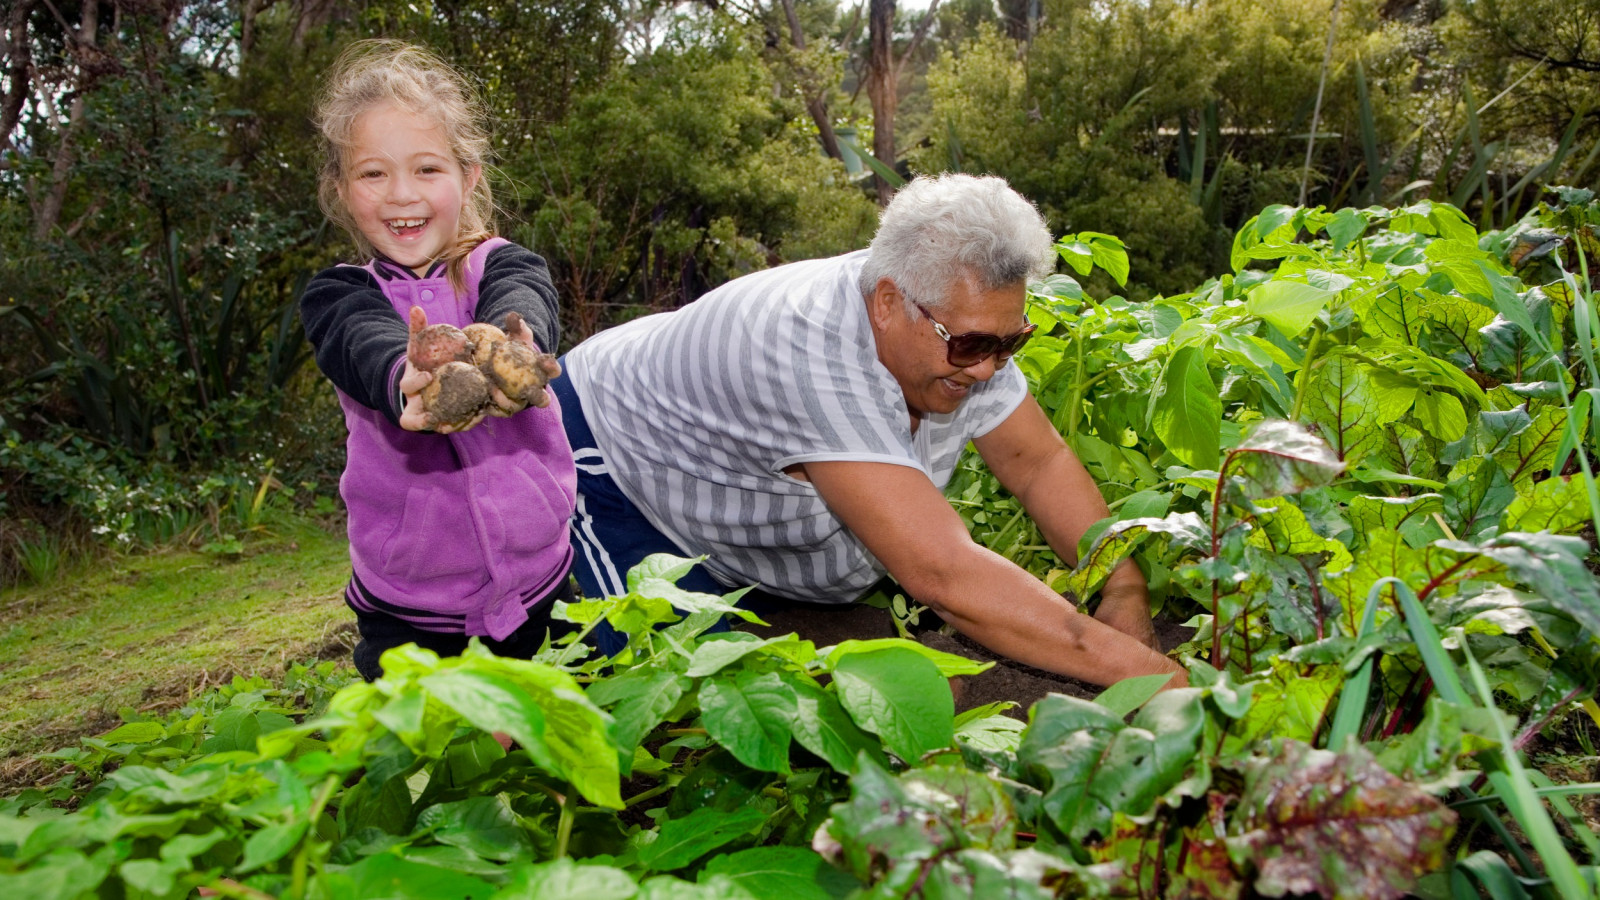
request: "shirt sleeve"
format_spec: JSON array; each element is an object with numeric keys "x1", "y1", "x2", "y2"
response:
[
  {"x1": 477, "y1": 243, "x2": 561, "y2": 353},
  {"x1": 300, "y1": 265, "x2": 408, "y2": 425},
  {"x1": 963, "y1": 362, "x2": 1030, "y2": 439}
]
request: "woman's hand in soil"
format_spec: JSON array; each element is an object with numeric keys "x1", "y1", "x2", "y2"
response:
[{"x1": 1093, "y1": 561, "x2": 1161, "y2": 651}]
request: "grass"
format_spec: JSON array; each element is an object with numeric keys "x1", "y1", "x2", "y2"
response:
[{"x1": 0, "y1": 514, "x2": 353, "y2": 768}]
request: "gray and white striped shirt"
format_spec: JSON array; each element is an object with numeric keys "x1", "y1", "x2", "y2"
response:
[{"x1": 565, "y1": 250, "x2": 1027, "y2": 602}]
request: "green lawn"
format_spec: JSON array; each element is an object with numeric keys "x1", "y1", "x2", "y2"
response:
[{"x1": 0, "y1": 515, "x2": 353, "y2": 765}]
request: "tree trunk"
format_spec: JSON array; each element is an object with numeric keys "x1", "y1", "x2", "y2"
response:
[
  {"x1": 34, "y1": 0, "x2": 97, "y2": 240},
  {"x1": 866, "y1": 0, "x2": 895, "y2": 204},
  {"x1": 0, "y1": 0, "x2": 35, "y2": 162}
]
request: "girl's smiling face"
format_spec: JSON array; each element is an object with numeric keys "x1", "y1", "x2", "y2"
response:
[{"x1": 340, "y1": 101, "x2": 479, "y2": 276}]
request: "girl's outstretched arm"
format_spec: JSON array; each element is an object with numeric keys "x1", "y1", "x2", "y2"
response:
[
  {"x1": 301, "y1": 266, "x2": 409, "y2": 425},
  {"x1": 477, "y1": 244, "x2": 561, "y2": 353}
]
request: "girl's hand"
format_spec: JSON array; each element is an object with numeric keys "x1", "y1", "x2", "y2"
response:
[
  {"x1": 400, "y1": 306, "x2": 489, "y2": 433},
  {"x1": 399, "y1": 356, "x2": 487, "y2": 433}
]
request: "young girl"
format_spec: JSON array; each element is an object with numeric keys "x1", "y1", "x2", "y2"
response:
[{"x1": 300, "y1": 40, "x2": 577, "y2": 681}]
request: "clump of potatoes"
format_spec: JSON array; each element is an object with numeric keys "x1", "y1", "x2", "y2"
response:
[{"x1": 406, "y1": 307, "x2": 561, "y2": 431}]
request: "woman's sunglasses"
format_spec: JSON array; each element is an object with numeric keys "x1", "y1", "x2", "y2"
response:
[{"x1": 915, "y1": 304, "x2": 1037, "y2": 368}]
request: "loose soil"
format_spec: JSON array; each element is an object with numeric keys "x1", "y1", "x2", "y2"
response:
[{"x1": 739, "y1": 601, "x2": 1194, "y2": 716}]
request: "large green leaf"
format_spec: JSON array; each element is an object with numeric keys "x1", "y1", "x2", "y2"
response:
[
  {"x1": 1227, "y1": 662, "x2": 1344, "y2": 752},
  {"x1": 1246, "y1": 281, "x2": 1335, "y2": 340},
  {"x1": 1305, "y1": 354, "x2": 1386, "y2": 464},
  {"x1": 424, "y1": 653, "x2": 623, "y2": 809},
  {"x1": 788, "y1": 680, "x2": 881, "y2": 773},
  {"x1": 832, "y1": 647, "x2": 955, "y2": 763},
  {"x1": 493, "y1": 858, "x2": 638, "y2": 899},
  {"x1": 1505, "y1": 474, "x2": 1593, "y2": 534},
  {"x1": 638, "y1": 806, "x2": 768, "y2": 873},
  {"x1": 1496, "y1": 404, "x2": 1573, "y2": 483},
  {"x1": 1153, "y1": 345, "x2": 1221, "y2": 469},
  {"x1": 236, "y1": 820, "x2": 308, "y2": 874},
  {"x1": 1441, "y1": 457, "x2": 1516, "y2": 541},
  {"x1": 587, "y1": 665, "x2": 689, "y2": 751},
  {"x1": 1225, "y1": 741, "x2": 1456, "y2": 900},
  {"x1": 823, "y1": 639, "x2": 991, "y2": 676},
  {"x1": 0, "y1": 849, "x2": 112, "y2": 900},
  {"x1": 1225, "y1": 420, "x2": 1345, "y2": 500},
  {"x1": 1437, "y1": 532, "x2": 1600, "y2": 636},
  {"x1": 1356, "y1": 284, "x2": 1427, "y2": 345},
  {"x1": 415, "y1": 796, "x2": 532, "y2": 862},
  {"x1": 332, "y1": 853, "x2": 495, "y2": 899},
  {"x1": 699, "y1": 670, "x2": 797, "y2": 774},
  {"x1": 685, "y1": 633, "x2": 812, "y2": 677},
  {"x1": 699, "y1": 847, "x2": 859, "y2": 900},
  {"x1": 1056, "y1": 232, "x2": 1129, "y2": 286},
  {"x1": 1054, "y1": 513, "x2": 1209, "y2": 601}
]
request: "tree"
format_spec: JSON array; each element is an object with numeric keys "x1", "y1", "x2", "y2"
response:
[{"x1": 863, "y1": 0, "x2": 939, "y2": 202}]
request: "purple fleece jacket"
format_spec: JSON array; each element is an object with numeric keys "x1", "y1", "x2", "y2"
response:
[{"x1": 309, "y1": 238, "x2": 577, "y2": 640}]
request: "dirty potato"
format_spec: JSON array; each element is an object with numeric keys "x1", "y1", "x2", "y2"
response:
[
  {"x1": 463, "y1": 322, "x2": 506, "y2": 368},
  {"x1": 407, "y1": 307, "x2": 473, "y2": 372},
  {"x1": 485, "y1": 339, "x2": 560, "y2": 408},
  {"x1": 419, "y1": 361, "x2": 492, "y2": 429}
]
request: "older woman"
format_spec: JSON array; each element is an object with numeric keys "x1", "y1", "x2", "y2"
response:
[{"x1": 550, "y1": 173, "x2": 1182, "y2": 689}]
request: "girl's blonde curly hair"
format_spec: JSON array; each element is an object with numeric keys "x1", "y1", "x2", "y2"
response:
[{"x1": 315, "y1": 40, "x2": 495, "y2": 290}]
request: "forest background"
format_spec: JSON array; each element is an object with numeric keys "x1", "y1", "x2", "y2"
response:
[{"x1": 0, "y1": 0, "x2": 1596, "y2": 579}]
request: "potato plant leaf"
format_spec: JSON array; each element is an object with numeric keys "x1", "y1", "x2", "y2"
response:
[
  {"x1": 587, "y1": 664, "x2": 690, "y2": 750},
  {"x1": 699, "y1": 670, "x2": 798, "y2": 775},
  {"x1": 823, "y1": 639, "x2": 990, "y2": 677},
  {"x1": 788, "y1": 680, "x2": 881, "y2": 773},
  {"x1": 236, "y1": 820, "x2": 307, "y2": 874},
  {"x1": 415, "y1": 796, "x2": 531, "y2": 862},
  {"x1": 1246, "y1": 280, "x2": 1335, "y2": 340},
  {"x1": 1094, "y1": 674, "x2": 1176, "y2": 719},
  {"x1": 1153, "y1": 345, "x2": 1221, "y2": 469},
  {"x1": 336, "y1": 852, "x2": 495, "y2": 900},
  {"x1": 1225, "y1": 741, "x2": 1456, "y2": 900},
  {"x1": 832, "y1": 648, "x2": 954, "y2": 763},
  {"x1": 699, "y1": 846, "x2": 860, "y2": 900},
  {"x1": 638, "y1": 806, "x2": 768, "y2": 872},
  {"x1": 496, "y1": 858, "x2": 638, "y2": 899}
]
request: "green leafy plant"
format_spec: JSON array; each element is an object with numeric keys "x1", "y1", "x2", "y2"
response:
[{"x1": 7, "y1": 198, "x2": 1600, "y2": 899}]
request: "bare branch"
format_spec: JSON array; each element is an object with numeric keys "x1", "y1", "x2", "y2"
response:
[
  {"x1": 780, "y1": 0, "x2": 842, "y2": 160},
  {"x1": 894, "y1": 0, "x2": 941, "y2": 83}
]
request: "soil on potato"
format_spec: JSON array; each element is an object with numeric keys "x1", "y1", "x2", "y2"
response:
[{"x1": 737, "y1": 600, "x2": 1194, "y2": 718}]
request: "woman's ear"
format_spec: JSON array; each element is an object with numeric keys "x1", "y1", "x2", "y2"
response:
[
  {"x1": 464, "y1": 163, "x2": 483, "y2": 196},
  {"x1": 866, "y1": 277, "x2": 901, "y2": 329}
]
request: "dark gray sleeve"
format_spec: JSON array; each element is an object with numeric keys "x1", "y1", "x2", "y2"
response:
[
  {"x1": 300, "y1": 266, "x2": 407, "y2": 425},
  {"x1": 477, "y1": 242, "x2": 562, "y2": 353}
]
